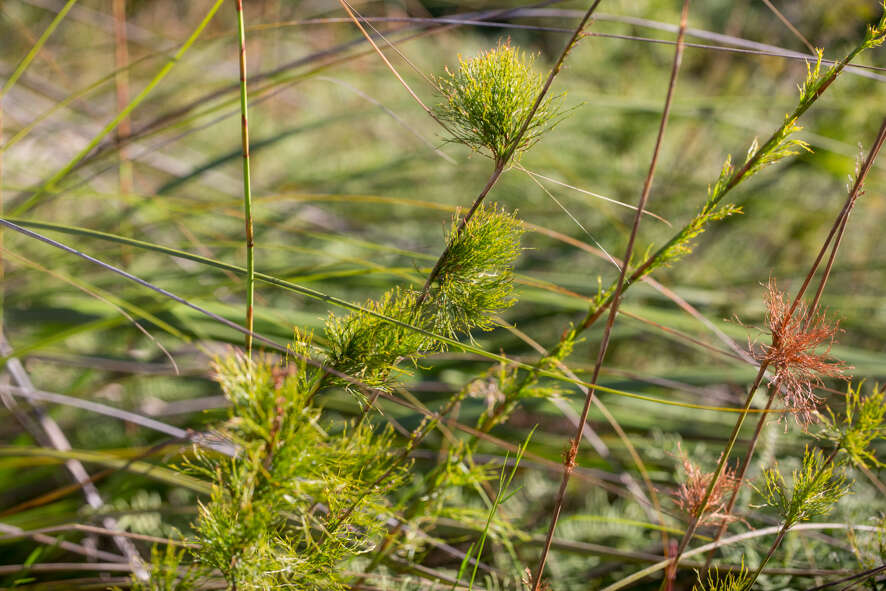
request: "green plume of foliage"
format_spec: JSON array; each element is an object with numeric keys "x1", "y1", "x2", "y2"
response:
[
  {"x1": 435, "y1": 40, "x2": 564, "y2": 164},
  {"x1": 755, "y1": 446, "x2": 850, "y2": 529},
  {"x1": 691, "y1": 560, "x2": 750, "y2": 591},
  {"x1": 186, "y1": 348, "x2": 406, "y2": 590},
  {"x1": 118, "y1": 545, "x2": 204, "y2": 591},
  {"x1": 132, "y1": 204, "x2": 525, "y2": 588},
  {"x1": 326, "y1": 203, "x2": 522, "y2": 394},
  {"x1": 432, "y1": 205, "x2": 523, "y2": 335},
  {"x1": 819, "y1": 383, "x2": 886, "y2": 468}
]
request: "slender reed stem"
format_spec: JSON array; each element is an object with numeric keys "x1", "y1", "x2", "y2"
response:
[
  {"x1": 235, "y1": 0, "x2": 256, "y2": 355},
  {"x1": 531, "y1": 3, "x2": 690, "y2": 588}
]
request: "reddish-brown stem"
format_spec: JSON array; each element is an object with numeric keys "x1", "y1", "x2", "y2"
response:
[
  {"x1": 112, "y1": 0, "x2": 133, "y2": 195},
  {"x1": 530, "y1": 3, "x2": 690, "y2": 587},
  {"x1": 235, "y1": 0, "x2": 255, "y2": 355}
]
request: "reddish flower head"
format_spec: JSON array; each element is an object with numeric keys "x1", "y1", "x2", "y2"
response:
[
  {"x1": 674, "y1": 444, "x2": 740, "y2": 526},
  {"x1": 752, "y1": 280, "x2": 850, "y2": 426}
]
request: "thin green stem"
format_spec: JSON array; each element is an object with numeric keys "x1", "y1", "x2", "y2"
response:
[
  {"x1": 1, "y1": 0, "x2": 79, "y2": 96},
  {"x1": 235, "y1": 0, "x2": 255, "y2": 355}
]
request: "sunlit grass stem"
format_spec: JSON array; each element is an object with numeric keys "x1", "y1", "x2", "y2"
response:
[{"x1": 235, "y1": 0, "x2": 256, "y2": 355}]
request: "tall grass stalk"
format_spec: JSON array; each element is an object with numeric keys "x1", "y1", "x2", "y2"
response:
[
  {"x1": 113, "y1": 0, "x2": 133, "y2": 196},
  {"x1": 531, "y1": 3, "x2": 690, "y2": 588},
  {"x1": 235, "y1": 0, "x2": 256, "y2": 354}
]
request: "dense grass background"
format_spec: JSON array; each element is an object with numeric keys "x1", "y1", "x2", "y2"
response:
[{"x1": 1, "y1": 0, "x2": 884, "y2": 589}]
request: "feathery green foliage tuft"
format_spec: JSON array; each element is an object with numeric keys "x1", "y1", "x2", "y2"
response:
[
  {"x1": 326, "y1": 203, "x2": 523, "y2": 394},
  {"x1": 691, "y1": 560, "x2": 750, "y2": 591},
  {"x1": 755, "y1": 446, "x2": 850, "y2": 528},
  {"x1": 325, "y1": 286, "x2": 433, "y2": 392},
  {"x1": 863, "y1": 3, "x2": 886, "y2": 48},
  {"x1": 433, "y1": 204, "x2": 524, "y2": 335},
  {"x1": 435, "y1": 40, "x2": 564, "y2": 163},
  {"x1": 819, "y1": 383, "x2": 886, "y2": 468},
  {"x1": 119, "y1": 545, "x2": 204, "y2": 591},
  {"x1": 188, "y1": 350, "x2": 407, "y2": 590}
]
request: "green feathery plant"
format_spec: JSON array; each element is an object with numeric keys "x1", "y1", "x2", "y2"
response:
[
  {"x1": 755, "y1": 446, "x2": 850, "y2": 531},
  {"x1": 435, "y1": 40, "x2": 565, "y2": 166},
  {"x1": 739, "y1": 383, "x2": 886, "y2": 586},
  {"x1": 419, "y1": 37, "x2": 573, "y2": 306},
  {"x1": 121, "y1": 546, "x2": 203, "y2": 591},
  {"x1": 746, "y1": 446, "x2": 851, "y2": 585},
  {"x1": 187, "y1": 349, "x2": 404, "y2": 590},
  {"x1": 819, "y1": 383, "x2": 886, "y2": 469},
  {"x1": 326, "y1": 204, "x2": 522, "y2": 395},
  {"x1": 691, "y1": 561, "x2": 750, "y2": 591},
  {"x1": 124, "y1": 204, "x2": 524, "y2": 589}
]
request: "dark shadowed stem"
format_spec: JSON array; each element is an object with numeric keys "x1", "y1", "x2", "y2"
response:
[
  {"x1": 236, "y1": 0, "x2": 256, "y2": 355},
  {"x1": 416, "y1": 0, "x2": 604, "y2": 306},
  {"x1": 530, "y1": 3, "x2": 690, "y2": 588},
  {"x1": 805, "y1": 563, "x2": 886, "y2": 591},
  {"x1": 697, "y1": 118, "x2": 886, "y2": 574}
]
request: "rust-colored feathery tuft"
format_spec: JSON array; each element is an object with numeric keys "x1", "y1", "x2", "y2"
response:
[
  {"x1": 753, "y1": 280, "x2": 850, "y2": 426},
  {"x1": 675, "y1": 444, "x2": 740, "y2": 526}
]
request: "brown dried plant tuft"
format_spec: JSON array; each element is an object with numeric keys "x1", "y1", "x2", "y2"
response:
[
  {"x1": 675, "y1": 444, "x2": 740, "y2": 526},
  {"x1": 753, "y1": 280, "x2": 850, "y2": 426}
]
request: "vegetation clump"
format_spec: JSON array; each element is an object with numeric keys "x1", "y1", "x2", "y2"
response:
[
  {"x1": 126, "y1": 204, "x2": 526, "y2": 589},
  {"x1": 435, "y1": 40, "x2": 564, "y2": 164}
]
